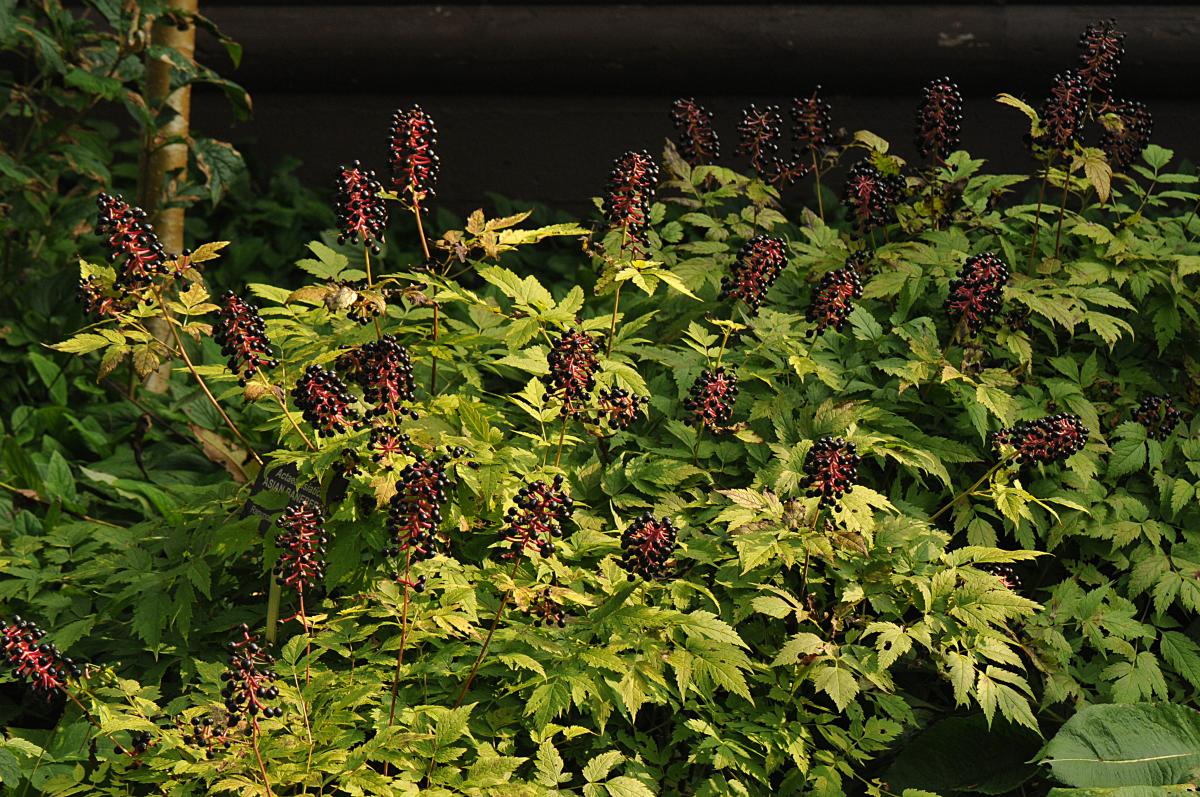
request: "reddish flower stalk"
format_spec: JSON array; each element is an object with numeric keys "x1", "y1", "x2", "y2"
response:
[
  {"x1": 720, "y1": 234, "x2": 789, "y2": 314},
  {"x1": 603, "y1": 150, "x2": 660, "y2": 254},
  {"x1": 275, "y1": 500, "x2": 328, "y2": 594},
  {"x1": 619, "y1": 511, "x2": 678, "y2": 580},
  {"x1": 0, "y1": 616, "x2": 81, "y2": 699},
  {"x1": 1099, "y1": 98, "x2": 1153, "y2": 171},
  {"x1": 792, "y1": 87, "x2": 833, "y2": 156},
  {"x1": 336, "y1": 335, "x2": 417, "y2": 419},
  {"x1": 77, "y1": 275, "x2": 125, "y2": 318},
  {"x1": 915, "y1": 77, "x2": 964, "y2": 162},
  {"x1": 545, "y1": 329, "x2": 601, "y2": 419},
  {"x1": 292, "y1": 365, "x2": 361, "y2": 437},
  {"x1": 684, "y1": 367, "x2": 739, "y2": 428},
  {"x1": 334, "y1": 160, "x2": 388, "y2": 253},
  {"x1": 671, "y1": 98, "x2": 720, "y2": 165},
  {"x1": 803, "y1": 437, "x2": 861, "y2": 509},
  {"x1": 807, "y1": 262, "x2": 864, "y2": 335},
  {"x1": 597, "y1": 386, "x2": 647, "y2": 431},
  {"x1": 96, "y1": 193, "x2": 168, "y2": 290},
  {"x1": 1034, "y1": 71, "x2": 1088, "y2": 154},
  {"x1": 213, "y1": 291, "x2": 278, "y2": 385},
  {"x1": 944, "y1": 252, "x2": 1010, "y2": 336},
  {"x1": 842, "y1": 160, "x2": 903, "y2": 230},
  {"x1": 502, "y1": 475, "x2": 574, "y2": 560},
  {"x1": 1077, "y1": 19, "x2": 1125, "y2": 98},
  {"x1": 370, "y1": 425, "x2": 414, "y2": 465},
  {"x1": 386, "y1": 453, "x2": 452, "y2": 563},
  {"x1": 737, "y1": 103, "x2": 784, "y2": 176},
  {"x1": 524, "y1": 586, "x2": 568, "y2": 627},
  {"x1": 388, "y1": 105, "x2": 441, "y2": 204},
  {"x1": 991, "y1": 413, "x2": 1088, "y2": 464}
]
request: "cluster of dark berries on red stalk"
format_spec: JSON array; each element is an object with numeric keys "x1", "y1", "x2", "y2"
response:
[
  {"x1": 980, "y1": 563, "x2": 1022, "y2": 591},
  {"x1": 524, "y1": 587, "x2": 568, "y2": 627},
  {"x1": 96, "y1": 193, "x2": 168, "y2": 290},
  {"x1": 1034, "y1": 71, "x2": 1088, "y2": 154},
  {"x1": 347, "y1": 288, "x2": 384, "y2": 326},
  {"x1": 275, "y1": 500, "x2": 327, "y2": 593},
  {"x1": 387, "y1": 452, "x2": 452, "y2": 565},
  {"x1": 180, "y1": 715, "x2": 233, "y2": 758},
  {"x1": 807, "y1": 260, "x2": 864, "y2": 335},
  {"x1": 603, "y1": 150, "x2": 660, "y2": 253},
  {"x1": 334, "y1": 160, "x2": 388, "y2": 253},
  {"x1": 1077, "y1": 18, "x2": 1124, "y2": 97},
  {"x1": 77, "y1": 275, "x2": 125, "y2": 319},
  {"x1": 546, "y1": 329, "x2": 601, "y2": 419},
  {"x1": 1099, "y1": 99, "x2": 1154, "y2": 170},
  {"x1": 719, "y1": 234, "x2": 789, "y2": 314},
  {"x1": 336, "y1": 335, "x2": 417, "y2": 419},
  {"x1": 684, "y1": 367, "x2": 739, "y2": 428},
  {"x1": 671, "y1": 98, "x2": 720, "y2": 165},
  {"x1": 597, "y1": 386, "x2": 648, "y2": 431},
  {"x1": 737, "y1": 104, "x2": 808, "y2": 187},
  {"x1": 1133, "y1": 395, "x2": 1182, "y2": 440},
  {"x1": 371, "y1": 425, "x2": 414, "y2": 464},
  {"x1": 1006, "y1": 306, "x2": 1032, "y2": 333},
  {"x1": 213, "y1": 292, "x2": 278, "y2": 385},
  {"x1": 619, "y1": 511, "x2": 678, "y2": 580},
  {"x1": 128, "y1": 730, "x2": 154, "y2": 759},
  {"x1": 915, "y1": 77, "x2": 963, "y2": 161},
  {"x1": 842, "y1": 160, "x2": 904, "y2": 230},
  {"x1": 502, "y1": 475, "x2": 574, "y2": 560},
  {"x1": 292, "y1": 365, "x2": 361, "y2": 437},
  {"x1": 220, "y1": 625, "x2": 282, "y2": 722},
  {"x1": 792, "y1": 87, "x2": 833, "y2": 156},
  {"x1": 991, "y1": 413, "x2": 1088, "y2": 464},
  {"x1": 944, "y1": 252, "x2": 1010, "y2": 335},
  {"x1": 389, "y1": 104, "x2": 441, "y2": 203},
  {"x1": 1, "y1": 616, "x2": 81, "y2": 698},
  {"x1": 803, "y1": 437, "x2": 861, "y2": 509}
]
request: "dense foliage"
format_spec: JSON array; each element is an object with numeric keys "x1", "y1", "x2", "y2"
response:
[{"x1": 3, "y1": 10, "x2": 1200, "y2": 797}]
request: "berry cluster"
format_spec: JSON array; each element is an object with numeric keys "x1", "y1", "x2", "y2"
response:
[
  {"x1": 77, "y1": 275, "x2": 125, "y2": 319},
  {"x1": 1, "y1": 616, "x2": 81, "y2": 699},
  {"x1": 1077, "y1": 18, "x2": 1124, "y2": 97},
  {"x1": 275, "y1": 500, "x2": 327, "y2": 593},
  {"x1": 597, "y1": 386, "x2": 647, "y2": 431},
  {"x1": 128, "y1": 731, "x2": 154, "y2": 759},
  {"x1": 334, "y1": 161, "x2": 388, "y2": 253},
  {"x1": 980, "y1": 563, "x2": 1022, "y2": 591},
  {"x1": 719, "y1": 234, "x2": 789, "y2": 313},
  {"x1": 915, "y1": 77, "x2": 963, "y2": 161},
  {"x1": 370, "y1": 425, "x2": 414, "y2": 464},
  {"x1": 1133, "y1": 395, "x2": 1182, "y2": 440},
  {"x1": 524, "y1": 586, "x2": 568, "y2": 628},
  {"x1": 292, "y1": 365, "x2": 361, "y2": 437},
  {"x1": 792, "y1": 87, "x2": 834, "y2": 155},
  {"x1": 671, "y1": 98, "x2": 720, "y2": 165},
  {"x1": 220, "y1": 626, "x2": 282, "y2": 723},
  {"x1": 991, "y1": 413, "x2": 1089, "y2": 464},
  {"x1": 603, "y1": 150, "x2": 660, "y2": 253},
  {"x1": 180, "y1": 715, "x2": 233, "y2": 758},
  {"x1": 619, "y1": 511, "x2": 678, "y2": 580},
  {"x1": 1006, "y1": 305, "x2": 1032, "y2": 333},
  {"x1": 502, "y1": 475, "x2": 574, "y2": 560},
  {"x1": 842, "y1": 160, "x2": 903, "y2": 230},
  {"x1": 388, "y1": 104, "x2": 441, "y2": 203},
  {"x1": 1100, "y1": 99, "x2": 1154, "y2": 170},
  {"x1": 803, "y1": 437, "x2": 861, "y2": 509},
  {"x1": 96, "y1": 193, "x2": 167, "y2": 290},
  {"x1": 944, "y1": 252, "x2": 1010, "y2": 335},
  {"x1": 807, "y1": 262, "x2": 864, "y2": 335},
  {"x1": 684, "y1": 367, "x2": 739, "y2": 428},
  {"x1": 336, "y1": 335, "x2": 417, "y2": 419},
  {"x1": 213, "y1": 292, "x2": 278, "y2": 385},
  {"x1": 387, "y1": 453, "x2": 452, "y2": 562},
  {"x1": 1035, "y1": 71, "x2": 1088, "y2": 153},
  {"x1": 738, "y1": 104, "x2": 807, "y2": 187},
  {"x1": 546, "y1": 329, "x2": 601, "y2": 419}
]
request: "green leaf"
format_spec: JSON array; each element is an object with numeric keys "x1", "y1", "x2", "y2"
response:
[
  {"x1": 1159, "y1": 632, "x2": 1200, "y2": 691},
  {"x1": 1042, "y1": 703, "x2": 1200, "y2": 787},
  {"x1": 1142, "y1": 145, "x2": 1174, "y2": 171},
  {"x1": 43, "y1": 452, "x2": 76, "y2": 504},
  {"x1": 812, "y1": 664, "x2": 859, "y2": 712},
  {"x1": 192, "y1": 137, "x2": 245, "y2": 205},
  {"x1": 605, "y1": 776, "x2": 657, "y2": 797},
  {"x1": 885, "y1": 714, "x2": 1041, "y2": 795},
  {"x1": 50, "y1": 333, "x2": 110, "y2": 355}
]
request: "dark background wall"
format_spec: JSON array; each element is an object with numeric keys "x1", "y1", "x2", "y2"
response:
[{"x1": 193, "y1": 3, "x2": 1200, "y2": 214}]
